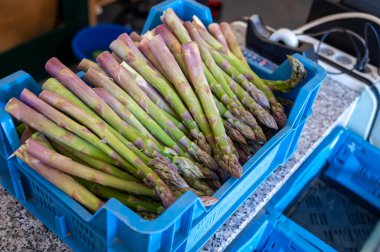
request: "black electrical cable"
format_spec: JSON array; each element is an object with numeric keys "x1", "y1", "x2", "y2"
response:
[
  {"x1": 308, "y1": 28, "x2": 366, "y2": 75},
  {"x1": 364, "y1": 22, "x2": 380, "y2": 75}
]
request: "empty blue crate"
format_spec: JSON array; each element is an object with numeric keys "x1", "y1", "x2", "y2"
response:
[
  {"x1": 227, "y1": 126, "x2": 380, "y2": 252},
  {"x1": 0, "y1": 0, "x2": 326, "y2": 251}
]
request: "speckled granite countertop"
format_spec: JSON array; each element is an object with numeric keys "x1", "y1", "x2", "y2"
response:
[{"x1": 0, "y1": 76, "x2": 359, "y2": 251}]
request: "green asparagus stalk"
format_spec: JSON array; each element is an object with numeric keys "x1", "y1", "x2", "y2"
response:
[
  {"x1": 5, "y1": 98, "x2": 117, "y2": 164},
  {"x1": 16, "y1": 145, "x2": 104, "y2": 212},
  {"x1": 224, "y1": 120, "x2": 247, "y2": 144},
  {"x1": 161, "y1": 8, "x2": 192, "y2": 44},
  {"x1": 220, "y1": 70, "x2": 278, "y2": 128},
  {"x1": 196, "y1": 29, "x2": 270, "y2": 111},
  {"x1": 99, "y1": 65, "x2": 188, "y2": 135},
  {"x1": 52, "y1": 141, "x2": 137, "y2": 181},
  {"x1": 137, "y1": 38, "x2": 166, "y2": 75},
  {"x1": 198, "y1": 27, "x2": 288, "y2": 127},
  {"x1": 97, "y1": 51, "x2": 218, "y2": 171},
  {"x1": 84, "y1": 68, "x2": 183, "y2": 155},
  {"x1": 262, "y1": 55, "x2": 307, "y2": 92},
  {"x1": 193, "y1": 20, "x2": 271, "y2": 110},
  {"x1": 31, "y1": 132, "x2": 54, "y2": 149},
  {"x1": 118, "y1": 33, "x2": 150, "y2": 65},
  {"x1": 171, "y1": 156, "x2": 204, "y2": 178},
  {"x1": 153, "y1": 24, "x2": 191, "y2": 78},
  {"x1": 20, "y1": 89, "x2": 130, "y2": 167},
  {"x1": 110, "y1": 38, "x2": 212, "y2": 156},
  {"x1": 155, "y1": 18, "x2": 260, "y2": 137},
  {"x1": 45, "y1": 58, "x2": 163, "y2": 159},
  {"x1": 41, "y1": 78, "x2": 153, "y2": 158},
  {"x1": 159, "y1": 17, "x2": 263, "y2": 132},
  {"x1": 20, "y1": 125, "x2": 34, "y2": 144},
  {"x1": 25, "y1": 139, "x2": 157, "y2": 197},
  {"x1": 39, "y1": 90, "x2": 175, "y2": 207},
  {"x1": 203, "y1": 63, "x2": 240, "y2": 114},
  {"x1": 78, "y1": 179, "x2": 164, "y2": 214},
  {"x1": 184, "y1": 177, "x2": 215, "y2": 196},
  {"x1": 130, "y1": 31, "x2": 142, "y2": 42},
  {"x1": 91, "y1": 87, "x2": 152, "y2": 137},
  {"x1": 219, "y1": 22, "x2": 250, "y2": 68},
  {"x1": 78, "y1": 60, "x2": 184, "y2": 137},
  {"x1": 213, "y1": 94, "x2": 263, "y2": 143},
  {"x1": 208, "y1": 23, "x2": 229, "y2": 52},
  {"x1": 196, "y1": 163, "x2": 219, "y2": 180},
  {"x1": 39, "y1": 90, "x2": 149, "y2": 165},
  {"x1": 120, "y1": 61, "x2": 178, "y2": 119},
  {"x1": 78, "y1": 58, "x2": 108, "y2": 76},
  {"x1": 192, "y1": 20, "x2": 224, "y2": 52},
  {"x1": 16, "y1": 123, "x2": 26, "y2": 137},
  {"x1": 182, "y1": 42, "x2": 242, "y2": 177},
  {"x1": 147, "y1": 35, "x2": 213, "y2": 152},
  {"x1": 153, "y1": 24, "x2": 258, "y2": 134}
]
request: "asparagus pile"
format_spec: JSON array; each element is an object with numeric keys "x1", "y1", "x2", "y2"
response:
[{"x1": 5, "y1": 10, "x2": 306, "y2": 218}]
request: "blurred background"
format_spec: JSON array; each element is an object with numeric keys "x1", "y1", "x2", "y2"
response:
[{"x1": 0, "y1": 0, "x2": 379, "y2": 80}]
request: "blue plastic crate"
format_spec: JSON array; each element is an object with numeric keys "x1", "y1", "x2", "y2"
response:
[
  {"x1": 0, "y1": 1, "x2": 326, "y2": 251},
  {"x1": 227, "y1": 126, "x2": 380, "y2": 252}
]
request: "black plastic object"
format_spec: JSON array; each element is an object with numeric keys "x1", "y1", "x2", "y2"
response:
[{"x1": 246, "y1": 15, "x2": 317, "y2": 64}]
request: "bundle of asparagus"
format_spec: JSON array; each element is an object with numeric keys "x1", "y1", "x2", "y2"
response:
[{"x1": 5, "y1": 10, "x2": 306, "y2": 218}]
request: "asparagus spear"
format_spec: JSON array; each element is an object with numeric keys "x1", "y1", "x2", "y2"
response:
[
  {"x1": 118, "y1": 33, "x2": 150, "y2": 65},
  {"x1": 95, "y1": 78, "x2": 187, "y2": 136},
  {"x1": 16, "y1": 123, "x2": 26, "y2": 137},
  {"x1": 213, "y1": 94, "x2": 263, "y2": 143},
  {"x1": 161, "y1": 8, "x2": 192, "y2": 44},
  {"x1": 197, "y1": 26, "x2": 287, "y2": 128},
  {"x1": 39, "y1": 90, "x2": 175, "y2": 207},
  {"x1": 137, "y1": 38, "x2": 166, "y2": 75},
  {"x1": 219, "y1": 22, "x2": 250, "y2": 68},
  {"x1": 5, "y1": 98, "x2": 117, "y2": 164},
  {"x1": 16, "y1": 145, "x2": 104, "y2": 212},
  {"x1": 147, "y1": 35, "x2": 214, "y2": 152},
  {"x1": 41, "y1": 78, "x2": 156, "y2": 158},
  {"x1": 154, "y1": 19, "x2": 259, "y2": 135},
  {"x1": 224, "y1": 120, "x2": 247, "y2": 144},
  {"x1": 78, "y1": 179, "x2": 164, "y2": 214},
  {"x1": 171, "y1": 156, "x2": 204, "y2": 178},
  {"x1": 121, "y1": 61, "x2": 178, "y2": 119},
  {"x1": 221, "y1": 69, "x2": 278, "y2": 129},
  {"x1": 31, "y1": 132, "x2": 54, "y2": 149},
  {"x1": 96, "y1": 51, "x2": 218, "y2": 171},
  {"x1": 20, "y1": 125, "x2": 34, "y2": 144},
  {"x1": 130, "y1": 31, "x2": 142, "y2": 42},
  {"x1": 25, "y1": 139, "x2": 157, "y2": 197},
  {"x1": 208, "y1": 23, "x2": 229, "y2": 53},
  {"x1": 182, "y1": 42, "x2": 241, "y2": 178},
  {"x1": 192, "y1": 21, "x2": 271, "y2": 110},
  {"x1": 78, "y1": 58, "x2": 108, "y2": 76},
  {"x1": 184, "y1": 177, "x2": 215, "y2": 196},
  {"x1": 20, "y1": 89, "x2": 129, "y2": 167},
  {"x1": 153, "y1": 24, "x2": 190, "y2": 78},
  {"x1": 262, "y1": 55, "x2": 307, "y2": 92},
  {"x1": 184, "y1": 22, "x2": 277, "y2": 128},
  {"x1": 52, "y1": 141, "x2": 137, "y2": 181},
  {"x1": 153, "y1": 24, "x2": 258, "y2": 133},
  {"x1": 84, "y1": 68, "x2": 183, "y2": 155},
  {"x1": 91, "y1": 87, "x2": 152, "y2": 137},
  {"x1": 45, "y1": 58, "x2": 164, "y2": 158},
  {"x1": 110, "y1": 39, "x2": 211, "y2": 156}
]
